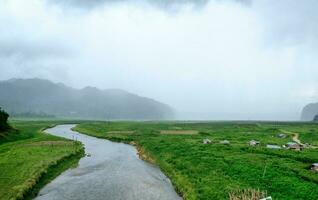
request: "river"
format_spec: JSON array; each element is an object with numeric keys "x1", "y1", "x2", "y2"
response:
[{"x1": 35, "y1": 124, "x2": 182, "y2": 200}]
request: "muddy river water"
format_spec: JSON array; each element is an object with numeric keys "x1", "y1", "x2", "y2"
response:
[{"x1": 35, "y1": 124, "x2": 182, "y2": 200}]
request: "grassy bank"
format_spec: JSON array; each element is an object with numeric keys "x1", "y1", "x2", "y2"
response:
[
  {"x1": 74, "y1": 121, "x2": 318, "y2": 200},
  {"x1": 0, "y1": 120, "x2": 84, "y2": 200}
]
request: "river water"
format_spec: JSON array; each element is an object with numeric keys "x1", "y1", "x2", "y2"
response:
[{"x1": 35, "y1": 124, "x2": 182, "y2": 200}]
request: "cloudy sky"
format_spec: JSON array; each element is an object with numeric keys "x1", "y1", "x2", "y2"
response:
[{"x1": 1, "y1": 0, "x2": 318, "y2": 120}]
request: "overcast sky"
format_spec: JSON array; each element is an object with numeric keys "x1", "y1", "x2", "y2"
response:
[{"x1": 1, "y1": 0, "x2": 318, "y2": 120}]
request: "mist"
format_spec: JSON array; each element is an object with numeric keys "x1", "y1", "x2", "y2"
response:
[{"x1": 1, "y1": 0, "x2": 318, "y2": 120}]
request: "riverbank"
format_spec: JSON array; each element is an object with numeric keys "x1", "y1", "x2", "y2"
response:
[
  {"x1": 73, "y1": 121, "x2": 318, "y2": 200},
  {"x1": 0, "y1": 121, "x2": 84, "y2": 200}
]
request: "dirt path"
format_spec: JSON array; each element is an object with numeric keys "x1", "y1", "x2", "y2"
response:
[
  {"x1": 292, "y1": 133, "x2": 302, "y2": 145},
  {"x1": 280, "y1": 129, "x2": 317, "y2": 149},
  {"x1": 280, "y1": 129, "x2": 303, "y2": 145}
]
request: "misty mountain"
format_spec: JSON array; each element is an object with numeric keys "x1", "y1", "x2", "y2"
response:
[
  {"x1": 314, "y1": 114, "x2": 318, "y2": 122},
  {"x1": 301, "y1": 103, "x2": 318, "y2": 121},
  {"x1": 0, "y1": 78, "x2": 174, "y2": 120}
]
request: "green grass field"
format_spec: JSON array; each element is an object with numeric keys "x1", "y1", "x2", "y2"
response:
[
  {"x1": 0, "y1": 120, "x2": 84, "y2": 200},
  {"x1": 74, "y1": 121, "x2": 318, "y2": 200},
  {"x1": 1, "y1": 120, "x2": 317, "y2": 200}
]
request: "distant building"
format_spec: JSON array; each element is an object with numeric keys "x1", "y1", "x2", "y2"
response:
[
  {"x1": 266, "y1": 144, "x2": 281, "y2": 149},
  {"x1": 286, "y1": 142, "x2": 297, "y2": 147},
  {"x1": 220, "y1": 140, "x2": 230, "y2": 145},
  {"x1": 286, "y1": 142, "x2": 303, "y2": 151},
  {"x1": 249, "y1": 140, "x2": 260, "y2": 146},
  {"x1": 277, "y1": 133, "x2": 287, "y2": 138},
  {"x1": 203, "y1": 138, "x2": 212, "y2": 144},
  {"x1": 311, "y1": 163, "x2": 318, "y2": 172}
]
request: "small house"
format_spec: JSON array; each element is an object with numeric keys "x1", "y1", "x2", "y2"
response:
[
  {"x1": 249, "y1": 140, "x2": 260, "y2": 146},
  {"x1": 220, "y1": 140, "x2": 230, "y2": 145},
  {"x1": 311, "y1": 163, "x2": 318, "y2": 172},
  {"x1": 203, "y1": 138, "x2": 212, "y2": 144},
  {"x1": 266, "y1": 144, "x2": 281, "y2": 149},
  {"x1": 286, "y1": 142, "x2": 303, "y2": 151},
  {"x1": 277, "y1": 133, "x2": 286, "y2": 138}
]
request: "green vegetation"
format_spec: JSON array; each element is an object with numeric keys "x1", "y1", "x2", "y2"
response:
[
  {"x1": 0, "y1": 120, "x2": 84, "y2": 200},
  {"x1": 74, "y1": 121, "x2": 318, "y2": 200}
]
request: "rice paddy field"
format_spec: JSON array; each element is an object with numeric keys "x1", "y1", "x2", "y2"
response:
[{"x1": 74, "y1": 121, "x2": 318, "y2": 200}]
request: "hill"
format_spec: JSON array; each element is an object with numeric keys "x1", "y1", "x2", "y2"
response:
[
  {"x1": 301, "y1": 103, "x2": 318, "y2": 121},
  {"x1": 0, "y1": 78, "x2": 174, "y2": 120}
]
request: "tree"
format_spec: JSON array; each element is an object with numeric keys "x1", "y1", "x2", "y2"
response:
[{"x1": 0, "y1": 107, "x2": 9, "y2": 131}]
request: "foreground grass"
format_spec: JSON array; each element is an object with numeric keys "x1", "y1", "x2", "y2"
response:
[
  {"x1": 0, "y1": 120, "x2": 84, "y2": 200},
  {"x1": 74, "y1": 121, "x2": 318, "y2": 200}
]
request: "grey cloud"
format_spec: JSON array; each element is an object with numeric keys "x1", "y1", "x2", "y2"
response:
[
  {"x1": 49, "y1": 0, "x2": 208, "y2": 9},
  {"x1": 48, "y1": 0, "x2": 251, "y2": 11},
  {"x1": 253, "y1": 0, "x2": 318, "y2": 47}
]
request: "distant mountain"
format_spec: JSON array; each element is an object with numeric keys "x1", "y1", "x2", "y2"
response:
[
  {"x1": 314, "y1": 114, "x2": 318, "y2": 122},
  {"x1": 0, "y1": 78, "x2": 174, "y2": 120},
  {"x1": 301, "y1": 103, "x2": 318, "y2": 121}
]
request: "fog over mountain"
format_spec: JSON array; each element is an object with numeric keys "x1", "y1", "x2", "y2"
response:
[
  {"x1": 314, "y1": 114, "x2": 318, "y2": 122},
  {"x1": 0, "y1": 78, "x2": 174, "y2": 120},
  {"x1": 1, "y1": 0, "x2": 318, "y2": 120},
  {"x1": 301, "y1": 103, "x2": 318, "y2": 121}
]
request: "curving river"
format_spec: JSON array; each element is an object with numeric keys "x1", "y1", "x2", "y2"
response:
[{"x1": 35, "y1": 124, "x2": 182, "y2": 200}]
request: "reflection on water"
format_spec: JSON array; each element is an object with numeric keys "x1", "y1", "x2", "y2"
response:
[{"x1": 35, "y1": 124, "x2": 181, "y2": 200}]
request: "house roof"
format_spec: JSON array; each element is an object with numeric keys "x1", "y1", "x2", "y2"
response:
[{"x1": 266, "y1": 144, "x2": 281, "y2": 149}]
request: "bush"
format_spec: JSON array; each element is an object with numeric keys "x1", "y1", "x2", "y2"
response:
[{"x1": 0, "y1": 107, "x2": 10, "y2": 131}]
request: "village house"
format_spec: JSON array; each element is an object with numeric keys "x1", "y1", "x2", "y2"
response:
[
  {"x1": 266, "y1": 144, "x2": 281, "y2": 149},
  {"x1": 286, "y1": 142, "x2": 303, "y2": 151},
  {"x1": 220, "y1": 140, "x2": 230, "y2": 145},
  {"x1": 277, "y1": 133, "x2": 287, "y2": 138},
  {"x1": 203, "y1": 138, "x2": 212, "y2": 144},
  {"x1": 249, "y1": 140, "x2": 260, "y2": 146},
  {"x1": 311, "y1": 163, "x2": 318, "y2": 172}
]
